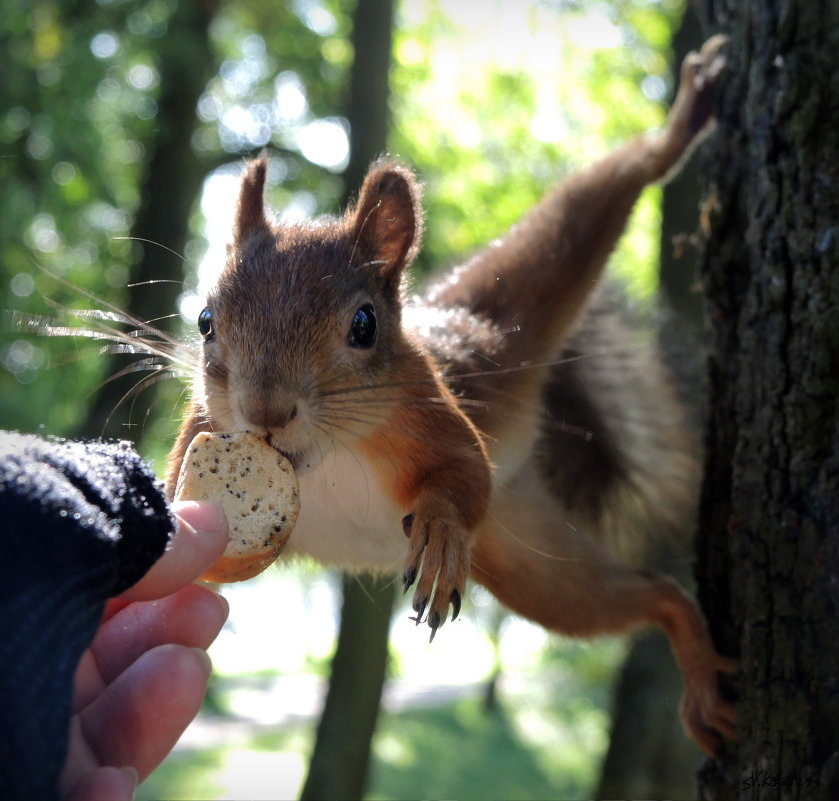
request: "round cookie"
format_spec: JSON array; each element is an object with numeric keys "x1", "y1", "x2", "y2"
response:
[{"x1": 175, "y1": 431, "x2": 300, "y2": 582}]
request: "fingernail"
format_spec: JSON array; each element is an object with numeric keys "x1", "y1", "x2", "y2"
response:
[
  {"x1": 190, "y1": 647, "x2": 213, "y2": 677},
  {"x1": 118, "y1": 766, "x2": 139, "y2": 793},
  {"x1": 212, "y1": 590, "x2": 230, "y2": 619},
  {"x1": 173, "y1": 500, "x2": 229, "y2": 540}
]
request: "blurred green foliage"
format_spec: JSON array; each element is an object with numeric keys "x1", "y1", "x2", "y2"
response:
[
  {"x1": 0, "y1": 0, "x2": 355, "y2": 441},
  {"x1": 1, "y1": 0, "x2": 684, "y2": 452}
]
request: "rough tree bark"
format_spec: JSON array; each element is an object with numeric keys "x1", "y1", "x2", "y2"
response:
[
  {"x1": 696, "y1": 1, "x2": 839, "y2": 798},
  {"x1": 299, "y1": 0, "x2": 398, "y2": 797}
]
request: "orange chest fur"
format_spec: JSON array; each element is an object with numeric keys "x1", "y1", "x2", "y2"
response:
[{"x1": 357, "y1": 406, "x2": 439, "y2": 510}]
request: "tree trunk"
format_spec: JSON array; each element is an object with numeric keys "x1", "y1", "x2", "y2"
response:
[
  {"x1": 78, "y1": 1, "x2": 216, "y2": 440},
  {"x1": 301, "y1": 575, "x2": 395, "y2": 800},
  {"x1": 299, "y1": 0, "x2": 397, "y2": 797},
  {"x1": 697, "y1": 1, "x2": 839, "y2": 798}
]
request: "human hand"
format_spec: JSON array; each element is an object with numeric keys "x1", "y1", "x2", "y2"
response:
[{"x1": 60, "y1": 501, "x2": 230, "y2": 801}]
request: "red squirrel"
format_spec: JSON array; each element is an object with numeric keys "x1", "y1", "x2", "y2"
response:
[{"x1": 165, "y1": 36, "x2": 735, "y2": 755}]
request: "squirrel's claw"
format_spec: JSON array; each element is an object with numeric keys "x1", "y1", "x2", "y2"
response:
[
  {"x1": 402, "y1": 565, "x2": 417, "y2": 594},
  {"x1": 450, "y1": 588, "x2": 462, "y2": 622},
  {"x1": 401, "y1": 498, "x2": 471, "y2": 640},
  {"x1": 411, "y1": 595, "x2": 428, "y2": 626},
  {"x1": 428, "y1": 611, "x2": 443, "y2": 643},
  {"x1": 678, "y1": 656, "x2": 739, "y2": 757}
]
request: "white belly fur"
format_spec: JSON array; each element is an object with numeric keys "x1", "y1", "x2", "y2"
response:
[{"x1": 283, "y1": 445, "x2": 408, "y2": 574}]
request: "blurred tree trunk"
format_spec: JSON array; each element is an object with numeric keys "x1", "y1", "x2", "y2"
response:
[
  {"x1": 300, "y1": 575, "x2": 395, "y2": 800},
  {"x1": 78, "y1": 1, "x2": 217, "y2": 439},
  {"x1": 596, "y1": 6, "x2": 708, "y2": 798},
  {"x1": 696, "y1": 1, "x2": 839, "y2": 798},
  {"x1": 299, "y1": 0, "x2": 397, "y2": 798}
]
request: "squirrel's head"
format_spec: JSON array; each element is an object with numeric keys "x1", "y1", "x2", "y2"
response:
[{"x1": 195, "y1": 154, "x2": 425, "y2": 470}]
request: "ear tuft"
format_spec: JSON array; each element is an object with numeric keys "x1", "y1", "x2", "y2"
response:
[
  {"x1": 234, "y1": 155, "x2": 269, "y2": 245},
  {"x1": 351, "y1": 160, "x2": 423, "y2": 279}
]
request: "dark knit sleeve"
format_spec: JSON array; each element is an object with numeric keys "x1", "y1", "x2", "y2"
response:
[{"x1": 0, "y1": 431, "x2": 175, "y2": 801}]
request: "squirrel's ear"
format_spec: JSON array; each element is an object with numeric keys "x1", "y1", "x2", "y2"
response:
[
  {"x1": 234, "y1": 156, "x2": 269, "y2": 245},
  {"x1": 350, "y1": 161, "x2": 422, "y2": 279}
]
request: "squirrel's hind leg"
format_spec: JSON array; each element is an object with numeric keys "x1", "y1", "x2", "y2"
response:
[{"x1": 470, "y1": 466, "x2": 737, "y2": 756}]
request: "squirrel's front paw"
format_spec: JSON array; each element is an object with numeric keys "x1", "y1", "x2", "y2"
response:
[
  {"x1": 679, "y1": 652, "x2": 738, "y2": 757},
  {"x1": 401, "y1": 497, "x2": 471, "y2": 641}
]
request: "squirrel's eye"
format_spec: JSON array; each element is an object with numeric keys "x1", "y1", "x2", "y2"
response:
[
  {"x1": 348, "y1": 303, "x2": 377, "y2": 349},
  {"x1": 198, "y1": 306, "x2": 214, "y2": 341}
]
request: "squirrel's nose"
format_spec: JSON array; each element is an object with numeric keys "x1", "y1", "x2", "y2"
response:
[{"x1": 241, "y1": 393, "x2": 298, "y2": 431}]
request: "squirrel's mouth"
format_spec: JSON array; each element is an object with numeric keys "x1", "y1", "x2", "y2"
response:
[
  {"x1": 278, "y1": 447, "x2": 299, "y2": 470},
  {"x1": 266, "y1": 439, "x2": 296, "y2": 467},
  {"x1": 266, "y1": 437, "x2": 315, "y2": 475}
]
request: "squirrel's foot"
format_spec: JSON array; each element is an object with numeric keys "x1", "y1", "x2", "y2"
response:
[
  {"x1": 679, "y1": 651, "x2": 738, "y2": 757},
  {"x1": 682, "y1": 33, "x2": 728, "y2": 136},
  {"x1": 667, "y1": 34, "x2": 728, "y2": 145},
  {"x1": 401, "y1": 498, "x2": 470, "y2": 642},
  {"x1": 652, "y1": 34, "x2": 727, "y2": 177}
]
